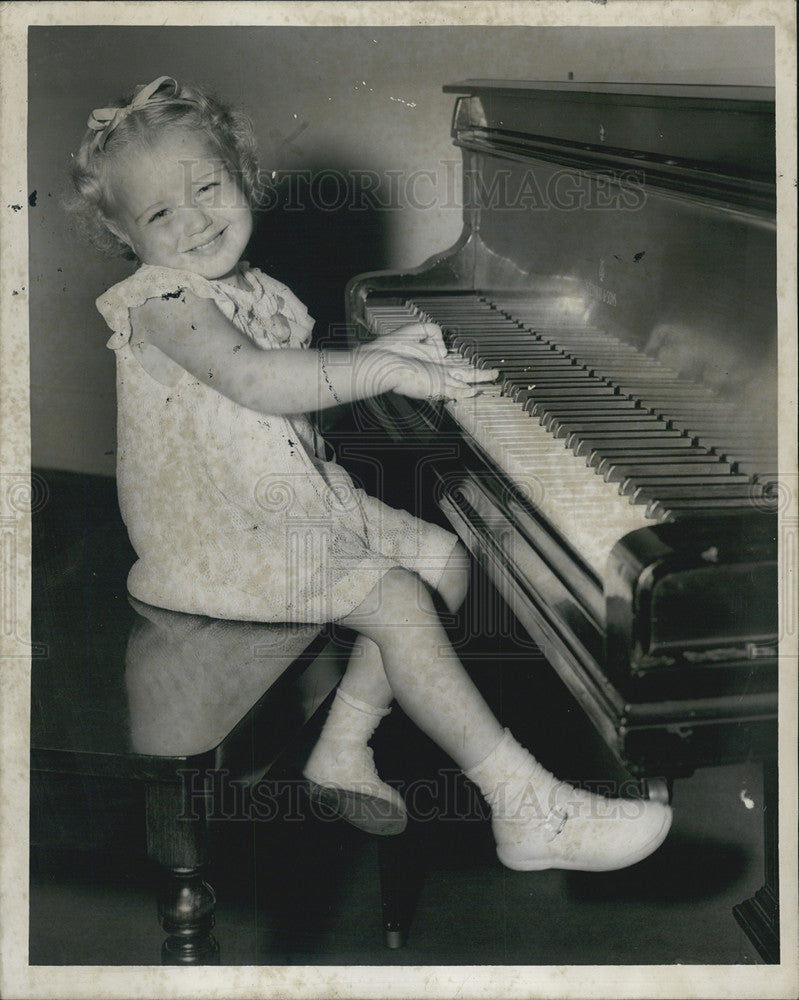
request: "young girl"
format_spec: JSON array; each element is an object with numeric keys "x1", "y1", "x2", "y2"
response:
[{"x1": 71, "y1": 76, "x2": 672, "y2": 872}]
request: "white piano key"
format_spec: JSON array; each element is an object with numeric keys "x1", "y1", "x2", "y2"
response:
[{"x1": 363, "y1": 297, "x2": 770, "y2": 575}]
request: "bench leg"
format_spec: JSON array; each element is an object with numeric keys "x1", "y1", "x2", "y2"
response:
[
  {"x1": 158, "y1": 867, "x2": 219, "y2": 965},
  {"x1": 145, "y1": 781, "x2": 220, "y2": 964}
]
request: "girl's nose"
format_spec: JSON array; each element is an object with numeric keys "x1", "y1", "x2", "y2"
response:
[{"x1": 183, "y1": 206, "x2": 214, "y2": 235}]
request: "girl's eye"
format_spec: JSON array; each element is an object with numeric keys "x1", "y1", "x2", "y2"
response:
[
  {"x1": 147, "y1": 208, "x2": 169, "y2": 224},
  {"x1": 198, "y1": 182, "x2": 220, "y2": 195}
]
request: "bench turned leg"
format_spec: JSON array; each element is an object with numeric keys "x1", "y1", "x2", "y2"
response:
[
  {"x1": 158, "y1": 867, "x2": 219, "y2": 965},
  {"x1": 145, "y1": 781, "x2": 220, "y2": 965}
]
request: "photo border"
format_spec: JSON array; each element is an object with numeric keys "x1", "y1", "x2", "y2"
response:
[{"x1": 1, "y1": 2, "x2": 796, "y2": 998}]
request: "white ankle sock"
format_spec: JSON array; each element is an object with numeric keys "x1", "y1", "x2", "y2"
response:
[
  {"x1": 464, "y1": 729, "x2": 560, "y2": 820},
  {"x1": 315, "y1": 687, "x2": 391, "y2": 745},
  {"x1": 303, "y1": 688, "x2": 406, "y2": 834}
]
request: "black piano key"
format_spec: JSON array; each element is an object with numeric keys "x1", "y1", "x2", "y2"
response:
[
  {"x1": 522, "y1": 395, "x2": 666, "y2": 418},
  {"x1": 498, "y1": 369, "x2": 595, "y2": 381},
  {"x1": 634, "y1": 390, "x2": 726, "y2": 403},
  {"x1": 449, "y1": 334, "x2": 524, "y2": 346},
  {"x1": 593, "y1": 445, "x2": 711, "y2": 460},
  {"x1": 631, "y1": 481, "x2": 760, "y2": 504},
  {"x1": 445, "y1": 326, "x2": 523, "y2": 337},
  {"x1": 550, "y1": 414, "x2": 664, "y2": 432},
  {"x1": 682, "y1": 424, "x2": 759, "y2": 440},
  {"x1": 647, "y1": 497, "x2": 758, "y2": 519},
  {"x1": 537, "y1": 404, "x2": 641, "y2": 426},
  {"x1": 655, "y1": 411, "x2": 738, "y2": 426},
  {"x1": 484, "y1": 358, "x2": 581, "y2": 373},
  {"x1": 723, "y1": 449, "x2": 778, "y2": 462},
  {"x1": 554, "y1": 419, "x2": 669, "y2": 441},
  {"x1": 628, "y1": 471, "x2": 753, "y2": 487},
  {"x1": 620, "y1": 472, "x2": 751, "y2": 497},
  {"x1": 458, "y1": 340, "x2": 560, "y2": 354},
  {"x1": 514, "y1": 389, "x2": 634, "y2": 404},
  {"x1": 600, "y1": 459, "x2": 732, "y2": 482},
  {"x1": 517, "y1": 387, "x2": 621, "y2": 402},
  {"x1": 589, "y1": 446, "x2": 711, "y2": 469},
  {"x1": 474, "y1": 348, "x2": 573, "y2": 361},
  {"x1": 458, "y1": 347, "x2": 563, "y2": 366},
  {"x1": 733, "y1": 459, "x2": 779, "y2": 476},
  {"x1": 533, "y1": 399, "x2": 641, "y2": 418},
  {"x1": 542, "y1": 410, "x2": 646, "y2": 433},
  {"x1": 571, "y1": 430, "x2": 689, "y2": 455},
  {"x1": 613, "y1": 375, "x2": 707, "y2": 385},
  {"x1": 529, "y1": 399, "x2": 640, "y2": 416},
  {"x1": 692, "y1": 442, "x2": 770, "y2": 458},
  {"x1": 558, "y1": 347, "x2": 641, "y2": 359},
  {"x1": 633, "y1": 396, "x2": 722, "y2": 409},
  {"x1": 453, "y1": 340, "x2": 557, "y2": 355},
  {"x1": 545, "y1": 346, "x2": 625, "y2": 360}
]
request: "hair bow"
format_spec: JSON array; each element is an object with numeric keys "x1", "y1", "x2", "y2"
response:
[{"x1": 87, "y1": 76, "x2": 193, "y2": 151}]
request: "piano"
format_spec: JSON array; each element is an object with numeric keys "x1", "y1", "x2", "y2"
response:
[{"x1": 346, "y1": 81, "x2": 779, "y2": 958}]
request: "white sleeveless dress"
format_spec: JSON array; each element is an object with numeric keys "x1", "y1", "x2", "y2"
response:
[{"x1": 97, "y1": 263, "x2": 458, "y2": 623}]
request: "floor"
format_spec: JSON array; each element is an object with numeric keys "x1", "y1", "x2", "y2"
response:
[{"x1": 29, "y1": 628, "x2": 768, "y2": 968}]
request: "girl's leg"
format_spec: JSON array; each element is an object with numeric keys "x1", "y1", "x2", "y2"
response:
[
  {"x1": 340, "y1": 568, "x2": 672, "y2": 872},
  {"x1": 303, "y1": 545, "x2": 471, "y2": 833},
  {"x1": 335, "y1": 540, "x2": 471, "y2": 707},
  {"x1": 338, "y1": 566, "x2": 504, "y2": 769}
]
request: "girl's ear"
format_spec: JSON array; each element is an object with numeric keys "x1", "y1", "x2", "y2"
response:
[{"x1": 103, "y1": 216, "x2": 134, "y2": 251}]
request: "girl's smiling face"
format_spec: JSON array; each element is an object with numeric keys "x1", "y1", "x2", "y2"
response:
[{"x1": 105, "y1": 129, "x2": 253, "y2": 282}]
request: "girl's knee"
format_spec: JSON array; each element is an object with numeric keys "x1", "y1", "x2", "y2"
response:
[
  {"x1": 437, "y1": 541, "x2": 470, "y2": 613},
  {"x1": 379, "y1": 566, "x2": 437, "y2": 617},
  {"x1": 340, "y1": 567, "x2": 437, "y2": 637}
]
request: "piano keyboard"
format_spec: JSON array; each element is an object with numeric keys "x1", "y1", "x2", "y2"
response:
[{"x1": 363, "y1": 294, "x2": 774, "y2": 580}]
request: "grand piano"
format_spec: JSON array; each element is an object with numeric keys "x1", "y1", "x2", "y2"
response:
[{"x1": 345, "y1": 81, "x2": 780, "y2": 958}]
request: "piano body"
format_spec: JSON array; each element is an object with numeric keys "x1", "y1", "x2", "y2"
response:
[
  {"x1": 346, "y1": 80, "x2": 780, "y2": 958},
  {"x1": 348, "y1": 80, "x2": 778, "y2": 773},
  {"x1": 347, "y1": 79, "x2": 778, "y2": 777}
]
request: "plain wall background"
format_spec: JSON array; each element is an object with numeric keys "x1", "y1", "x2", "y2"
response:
[{"x1": 27, "y1": 25, "x2": 774, "y2": 475}]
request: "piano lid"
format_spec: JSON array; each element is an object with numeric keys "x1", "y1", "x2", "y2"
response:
[
  {"x1": 443, "y1": 79, "x2": 776, "y2": 196},
  {"x1": 443, "y1": 79, "x2": 775, "y2": 102}
]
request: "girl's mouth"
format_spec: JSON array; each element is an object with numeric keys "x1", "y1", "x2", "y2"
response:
[{"x1": 189, "y1": 227, "x2": 227, "y2": 252}]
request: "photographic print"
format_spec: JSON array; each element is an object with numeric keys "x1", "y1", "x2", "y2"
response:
[{"x1": 1, "y1": 2, "x2": 796, "y2": 998}]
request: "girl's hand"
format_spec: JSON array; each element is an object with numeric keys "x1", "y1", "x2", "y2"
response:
[
  {"x1": 361, "y1": 322, "x2": 448, "y2": 363},
  {"x1": 374, "y1": 350, "x2": 498, "y2": 403}
]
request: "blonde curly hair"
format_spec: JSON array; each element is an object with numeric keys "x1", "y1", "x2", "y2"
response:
[{"x1": 68, "y1": 78, "x2": 263, "y2": 259}]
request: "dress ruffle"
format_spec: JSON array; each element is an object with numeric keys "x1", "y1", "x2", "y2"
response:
[{"x1": 97, "y1": 262, "x2": 315, "y2": 353}]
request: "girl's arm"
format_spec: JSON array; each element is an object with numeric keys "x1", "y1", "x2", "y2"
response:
[{"x1": 131, "y1": 290, "x2": 495, "y2": 416}]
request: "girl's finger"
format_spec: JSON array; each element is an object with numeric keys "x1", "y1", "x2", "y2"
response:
[
  {"x1": 442, "y1": 384, "x2": 482, "y2": 401},
  {"x1": 448, "y1": 366, "x2": 499, "y2": 383},
  {"x1": 419, "y1": 322, "x2": 443, "y2": 338}
]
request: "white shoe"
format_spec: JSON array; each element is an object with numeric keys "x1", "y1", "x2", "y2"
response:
[
  {"x1": 493, "y1": 774, "x2": 672, "y2": 872},
  {"x1": 304, "y1": 737, "x2": 407, "y2": 836},
  {"x1": 465, "y1": 730, "x2": 672, "y2": 872}
]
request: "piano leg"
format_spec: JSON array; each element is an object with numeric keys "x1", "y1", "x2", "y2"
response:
[
  {"x1": 733, "y1": 758, "x2": 780, "y2": 963},
  {"x1": 639, "y1": 776, "x2": 673, "y2": 805},
  {"x1": 377, "y1": 830, "x2": 417, "y2": 948}
]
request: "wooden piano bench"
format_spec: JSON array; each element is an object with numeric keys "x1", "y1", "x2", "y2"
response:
[{"x1": 29, "y1": 469, "x2": 404, "y2": 963}]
